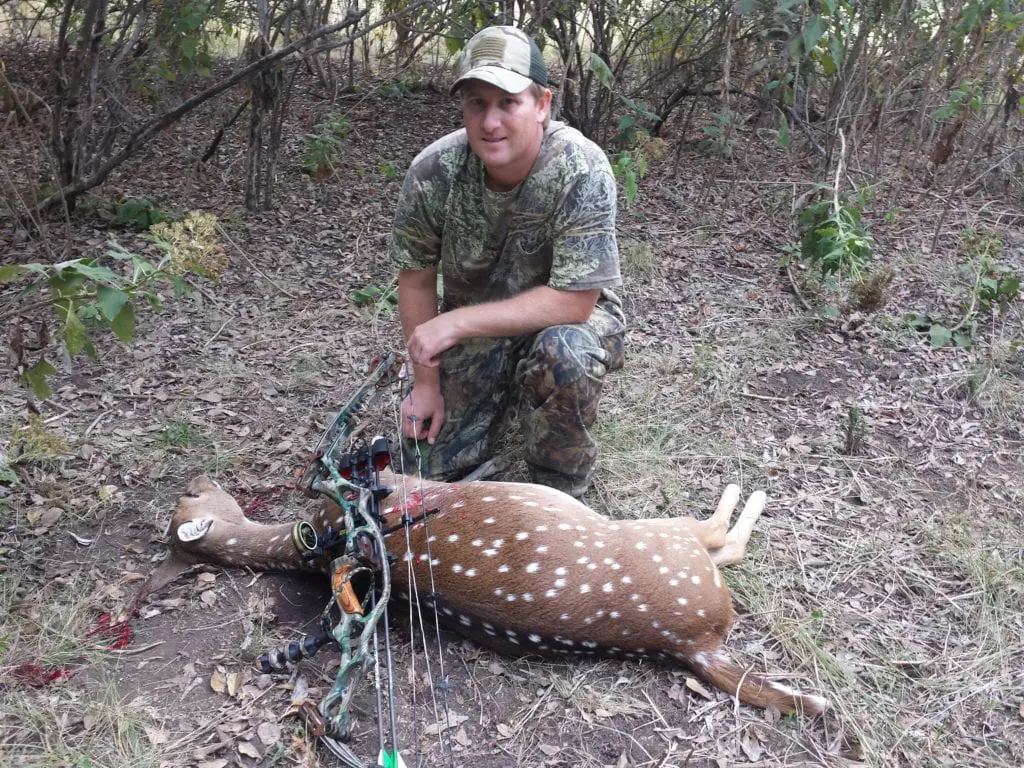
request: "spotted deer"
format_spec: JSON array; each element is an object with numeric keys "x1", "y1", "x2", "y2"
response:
[{"x1": 152, "y1": 471, "x2": 828, "y2": 716}]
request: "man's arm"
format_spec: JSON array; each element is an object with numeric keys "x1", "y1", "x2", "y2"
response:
[
  {"x1": 398, "y1": 267, "x2": 446, "y2": 442},
  {"x1": 406, "y1": 285, "x2": 600, "y2": 368}
]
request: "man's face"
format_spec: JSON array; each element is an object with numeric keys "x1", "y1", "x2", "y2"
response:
[{"x1": 461, "y1": 80, "x2": 551, "y2": 186}]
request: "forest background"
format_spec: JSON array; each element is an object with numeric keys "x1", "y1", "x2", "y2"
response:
[{"x1": 1, "y1": 1, "x2": 1023, "y2": 767}]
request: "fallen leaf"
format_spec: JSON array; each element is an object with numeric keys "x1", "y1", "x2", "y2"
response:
[
  {"x1": 210, "y1": 668, "x2": 227, "y2": 694},
  {"x1": 200, "y1": 590, "x2": 217, "y2": 607},
  {"x1": 237, "y1": 741, "x2": 261, "y2": 759},
  {"x1": 257, "y1": 721, "x2": 282, "y2": 745},
  {"x1": 144, "y1": 725, "x2": 169, "y2": 745},
  {"x1": 538, "y1": 743, "x2": 560, "y2": 756},
  {"x1": 197, "y1": 761, "x2": 228, "y2": 768},
  {"x1": 496, "y1": 723, "x2": 514, "y2": 739},
  {"x1": 423, "y1": 713, "x2": 468, "y2": 735},
  {"x1": 226, "y1": 671, "x2": 243, "y2": 697},
  {"x1": 453, "y1": 727, "x2": 471, "y2": 747},
  {"x1": 98, "y1": 484, "x2": 118, "y2": 500},
  {"x1": 685, "y1": 677, "x2": 713, "y2": 700}
]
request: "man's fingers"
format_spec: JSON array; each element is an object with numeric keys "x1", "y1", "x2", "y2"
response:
[{"x1": 427, "y1": 412, "x2": 444, "y2": 444}]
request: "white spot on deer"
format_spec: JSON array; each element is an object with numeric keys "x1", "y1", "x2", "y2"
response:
[
  {"x1": 651, "y1": 620, "x2": 661, "y2": 629},
  {"x1": 677, "y1": 597, "x2": 689, "y2": 606},
  {"x1": 452, "y1": 501, "x2": 465, "y2": 509},
  {"x1": 498, "y1": 564, "x2": 510, "y2": 573},
  {"x1": 582, "y1": 640, "x2": 598, "y2": 649},
  {"x1": 545, "y1": 589, "x2": 557, "y2": 598},
  {"x1": 603, "y1": 583, "x2": 613, "y2": 593},
  {"x1": 645, "y1": 532, "x2": 654, "y2": 538},
  {"x1": 536, "y1": 545, "x2": 549, "y2": 554},
  {"x1": 430, "y1": 558, "x2": 440, "y2": 566},
  {"x1": 559, "y1": 613, "x2": 570, "y2": 621},
  {"x1": 505, "y1": 594, "x2": 517, "y2": 602},
  {"x1": 483, "y1": 622, "x2": 494, "y2": 630},
  {"x1": 580, "y1": 584, "x2": 592, "y2": 594},
  {"x1": 452, "y1": 564, "x2": 464, "y2": 574},
  {"x1": 669, "y1": 579, "x2": 678, "y2": 586},
  {"x1": 714, "y1": 571, "x2": 721, "y2": 588},
  {"x1": 691, "y1": 575, "x2": 701, "y2": 585},
  {"x1": 442, "y1": 607, "x2": 454, "y2": 616},
  {"x1": 635, "y1": 541, "x2": 648, "y2": 550},
  {"x1": 402, "y1": 552, "x2": 415, "y2": 562},
  {"x1": 266, "y1": 546, "x2": 274, "y2": 554},
  {"x1": 483, "y1": 516, "x2": 495, "y2": 524},
  {"x1": 494, "y1": 587, "x2": 504, "y2": 596},
  {"x1": 529, "y1": 633, "x2": 541, "y2": 643},
  {"x1": 555, "y1": 566, "x2": 567, "y2": 576},
  {"x1": 610, "y1": 563, "x2": 621, "y2": 570},
  {"x1": 630, "y1": 594, "x2": 640, "y2": 601},
  {"x1": 672, "y1": 543, "x2": 682, "y2": 551},
  {"x1": 558, "y1": 523, "x2": 572, "y2": 531},
  {"x1": 652, "y1": 554, "x2": 663, "y2": 563},
  {"x1": 515, "y1": 531, "x2": 529, "y2": 540},
  {"x1": 483, "y1": 549, "x2": 497, "y2": 557},
  {"x1": 269, "y1": 535, "x2": 280, "y2": 543},
  {"x1": 447, "y1": 534, "x2": 459, "y2": 543},
  {"x1": 509, "y1": 495, "x2": 523, "y2": 500},
  {"x1": 577, "y1": 556, "x2": 589, "y2": 565},
  {"x1": 460, "y1": 615, "x2": 471, "y2": 626},
  {"x1": 610, "y1": 611, "x2": 620, "y2": 619},
  {"x1": 418, "y1": 554, "x2": 428, "y2": 562},
  {"x1": 659, "y1": 566, "x2": 669, "y2": 574},
  {"x1": 535, "y1": 525, "x2": 548, "y2": 532},
  {"x1": 471, "y1": 538, "x2": 483, "y2": 547},
  {"x1": 594, "y1": 541, "x2": 605, "y2": 548},
  {"x1": 226, "y1": 537, "x2": 238, "y2": 546},
  {"x1": 697, "y1": 609, "x2": 706, "y2": 618},
  {"x1": 482, "y1": 496, "x2": 496, "y2": 502},
  {"x1": 609, "y1": 524, "x2": 620, "y2": 531},
  {"x1": 465, "y1": 568, "x2": 478, "y2": 577},
  {"x1": 622, "y1": 576, "x2": 633, "y2": 585},
  {"x1": 491, "y1": 539, "x2": 504, "y2": 548},
  {"x1": 526, "y1": 562, "x2": 540, "y2": 573},
  {"x1": 523, "y1": 501, "x2": 539, "y2": 507},
  {"x1": 587, "y1": 562, "x2": 597, "y2": 570},
  {"x1": 573, "y1": 541, "x2": 585, "y2": 548},
  {"x1": 637, "y1": 604, "x2": 649, "y2": 612},
  {"x1": 522, "y1": 592, "x2": 534, "y2": 602},
  {"x1": 555, "y1": 578, "x2": 567, "y2": 588}
]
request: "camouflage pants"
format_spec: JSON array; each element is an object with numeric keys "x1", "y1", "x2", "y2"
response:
[{"x1": 402, "y1": 295, "x2": 626, "y2": 496}]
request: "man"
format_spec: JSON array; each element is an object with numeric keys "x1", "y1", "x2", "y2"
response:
[{"x1": 390, "y1": 25, "x2": 625, "y2": 497}]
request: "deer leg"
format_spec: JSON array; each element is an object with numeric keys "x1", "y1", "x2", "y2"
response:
[
  {"x1": 688, "y1": 484, "x2": 740, "y2": 550},
  {"x1": 706, "y1": 490, "x2": 766, "y2": 566}
]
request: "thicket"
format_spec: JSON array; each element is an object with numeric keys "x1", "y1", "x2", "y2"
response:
[{"x1": 0, "y1": 0, "x2": 1022, "y2": 390}]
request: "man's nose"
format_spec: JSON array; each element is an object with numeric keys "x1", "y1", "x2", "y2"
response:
[{"x1": 482, "y1": 104, "x2": 501, "y2": 131}]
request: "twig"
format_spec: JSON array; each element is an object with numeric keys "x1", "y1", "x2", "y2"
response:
[
  {"x1": 215, "y1": 222, "x2": 298, "y2": 298},
  {"x1": 110, "y1": 640, "x2": 165, "y2": 655},
  {"x1": 203, "y1": 318, "x2": 232, "y2": 349}
]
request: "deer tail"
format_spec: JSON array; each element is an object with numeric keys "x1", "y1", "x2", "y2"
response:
[{"x1": 687, "y1": 649, "x2": 829, "y2": 716}]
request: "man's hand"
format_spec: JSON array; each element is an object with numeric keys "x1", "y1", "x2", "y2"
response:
[
  {"x1": 401, "y1": 382, "x2": 445, "y2": 443},
  {"x1": 406, "y1": 314, "x2": 461, "y2": 368}
]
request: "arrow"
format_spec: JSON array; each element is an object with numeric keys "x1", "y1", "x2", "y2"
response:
[{"x1": 378, "y1": 749, "x2": 408, "y2": 768}]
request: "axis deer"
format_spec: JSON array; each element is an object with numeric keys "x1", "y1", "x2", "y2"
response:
[{"x1": 151, "y1": 470, "x2": 828, "y2": 717}]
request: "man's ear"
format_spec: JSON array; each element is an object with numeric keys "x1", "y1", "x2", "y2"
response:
[{"x1": 537, "y1": 88, "x2": 553, "y2": 121}]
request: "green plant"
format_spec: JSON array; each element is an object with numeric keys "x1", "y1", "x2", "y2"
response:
[
  {"x1": 301, "y1": 113, "x2": 350, "y2": 179},
  {"x1": 795, "y1": 188, "x2": 875, "y2": 282},
  {"x1": 380, "y1": 162, "x2": 400, "y2": 180},
  {"x1": 112, "y1": 197, "x2": 173, "y2": 231},
  {"x1": 699, "y1": 109, "x2": 738, "y2": 156},
  {"x1": 907, "y1": 229, "x2": 1020, "y2": 348},
  {"x1": 350, "y1": 280, "x2": 398, "y2": 315},
  {"x1": 2, "y1": 214, "x2": 224, "y2": 398},
  {"x1": 156, "y1": 419, "x2": 208, "y2": 449},
  {"x1": 842, "y1": 404, "x2": 867, "y2": 455}
]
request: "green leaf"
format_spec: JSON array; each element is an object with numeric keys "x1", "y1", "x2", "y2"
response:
[
  {"x1": 95, "y1": 285, "x2": 131, "y2": 322},
  {"x1": 70, "y1": 261, "x2": 121, "y2": 283},
  {"x1": 23, "y1": 359, "x2": 57, "y2": 399},
  {"x1": 0, "y1": 265, "x2": 28, "y2": 282},
  {"x1": 802, "y1": 16, "x2": 827, "y2": 54},
  {"x1": 928, "y1": 324, "x2": 952, "y2": 347},
  {"x1": 590, "y1": 53, "x2": 614, "y2": 90},
  {"x1": 63, "y1": 307, "x2": 90, "y2": 357},
  {"x1": 776, "y1": 112, "x2": 791, "y2": 149},
  {"x1": 110, "y1": 302, "x2": 137, "y2": 343}
]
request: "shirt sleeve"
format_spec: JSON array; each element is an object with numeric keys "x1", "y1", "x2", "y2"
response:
[
  {"x1": 390, "y1": 164, "x2": 444, "y2": 271},
  {"x1": 547, "y1": 163, "x2": 621, "y2": 291}
]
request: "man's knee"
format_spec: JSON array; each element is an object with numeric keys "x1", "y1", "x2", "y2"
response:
[{"x1": 520, "y1": 324, "x2": 610, "y2": 395}]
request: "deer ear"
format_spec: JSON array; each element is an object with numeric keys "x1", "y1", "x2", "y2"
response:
[{"x1": 177, "y1": 518, "x2": 214, "y2": 542}]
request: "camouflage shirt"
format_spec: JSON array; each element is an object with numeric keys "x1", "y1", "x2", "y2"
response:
[{"x1": 390, "y1": 121, "x2": 621, "y2": 311}]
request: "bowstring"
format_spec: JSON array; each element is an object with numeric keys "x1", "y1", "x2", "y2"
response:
[{"x1": 390, "y1": 374, "x2": 457, "y2": 768}]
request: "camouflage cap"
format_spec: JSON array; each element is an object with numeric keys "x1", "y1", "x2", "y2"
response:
[{"x1": 451, "y1": 26, "x2": 548, "y2": 96}]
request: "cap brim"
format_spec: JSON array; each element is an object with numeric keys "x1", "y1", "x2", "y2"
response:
[{"x1": 450, "y1": 66, "x2": 533, "y2": 96}]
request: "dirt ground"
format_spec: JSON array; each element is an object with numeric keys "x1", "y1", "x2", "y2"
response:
[{"x1": 2, "y1": 64, "x2": 1024, "y2": 768}]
